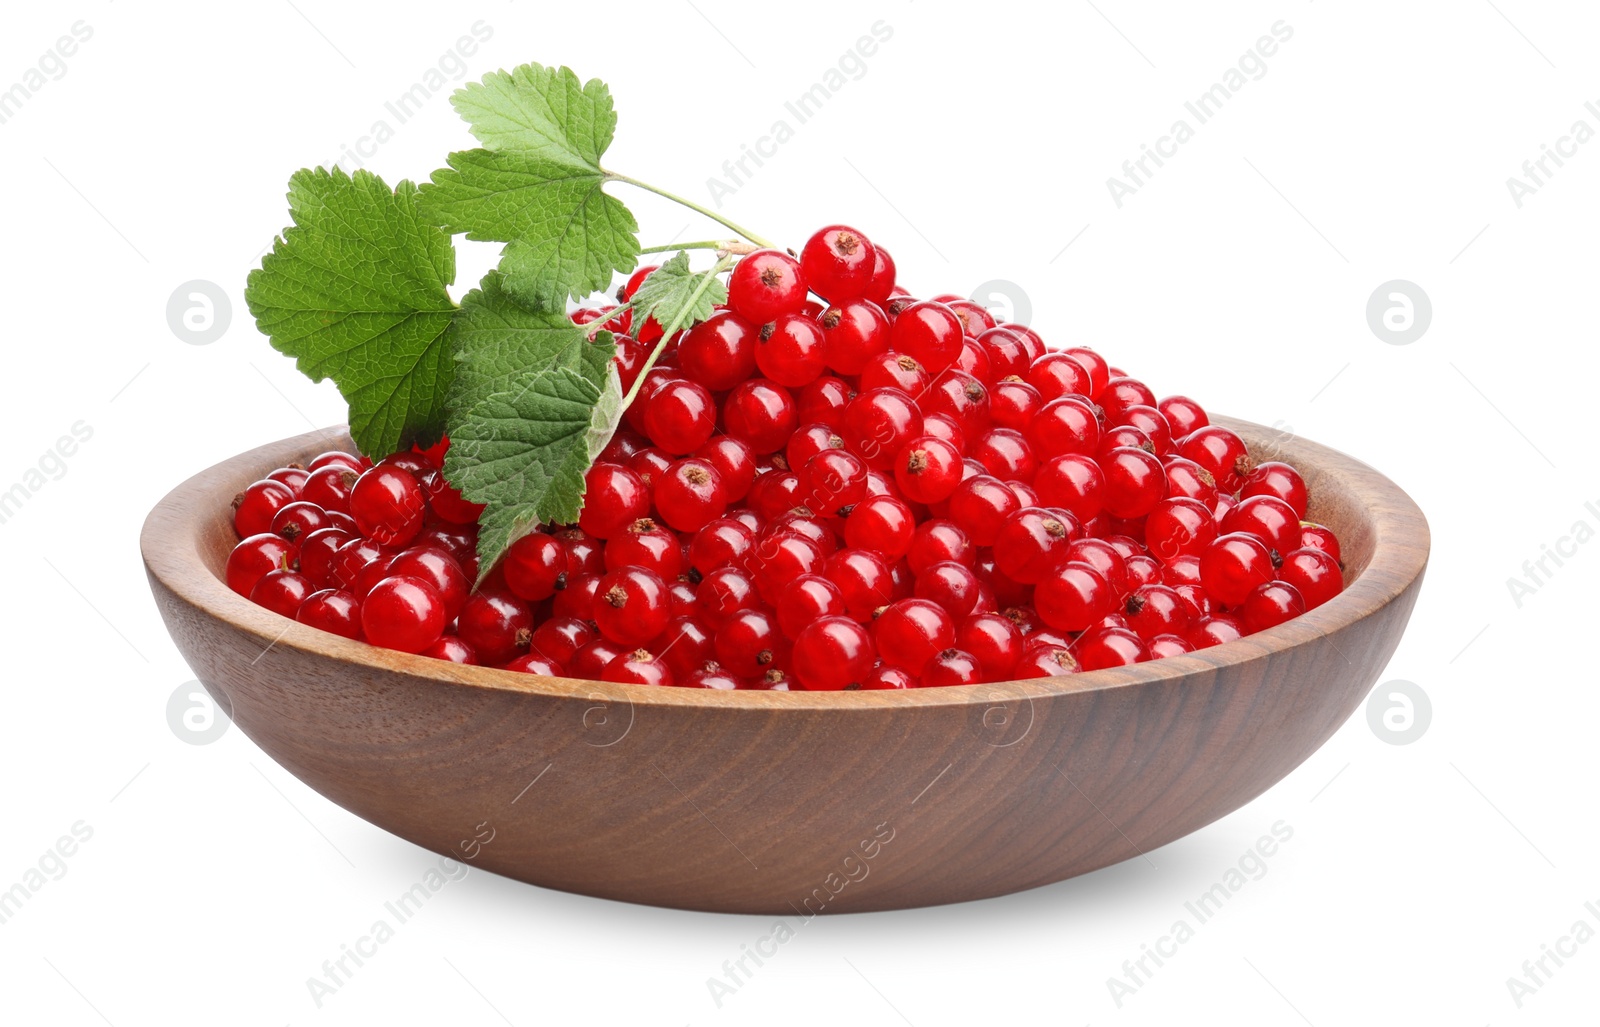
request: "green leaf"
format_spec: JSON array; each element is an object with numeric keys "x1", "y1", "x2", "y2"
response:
[
  {"x1": 449, "y1": 63, "x2": 616, "y2": 165},
  {"x1": 443, "y1": 364, "x2": 625, "y2": 575},
  {"x1": 245, "y1": 167, "x2": 457, "y2": 457},
  {"x1": 449, "y1": 271, "x2": 616, "y2": 416},
  {"x1": 419, "y1": 148, "x2": 638, "y2": 309},
  {"x1": 627, "y1": 251, "x2": 730, "y2": 334}
]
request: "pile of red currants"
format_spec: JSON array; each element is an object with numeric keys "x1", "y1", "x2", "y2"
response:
[{"x1": 224, "y1": 225, "x2": 1345, "y2": 689}]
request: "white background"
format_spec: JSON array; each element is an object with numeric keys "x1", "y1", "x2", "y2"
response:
[{"x1": 1, "y1": 1, "x2": 1595, "y2": 1023}]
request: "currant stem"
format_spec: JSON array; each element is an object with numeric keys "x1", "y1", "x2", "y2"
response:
[
  {"x1": 619, "y1": 255, "x2": 735, "y2": 410},
  {"x1": 639, "y1": 240, "x2": 723, "y2": 254},
  {"x1": 639, "y1": 239, "x2": 762, "y2": 256},
  {"x1": 607, "y1": 172, "x2": 778, "y2": 249}
]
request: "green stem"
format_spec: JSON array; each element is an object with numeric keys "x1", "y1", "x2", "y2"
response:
[
  {"x1": 620, "y1": 255, "x2": 735, "y2": 409},
  {"x1": 607, "y1": 172, "x2": 778, "y2": 249},
  {"x1": 639, "y1": 240, "x2": 725, "y2": 255}
]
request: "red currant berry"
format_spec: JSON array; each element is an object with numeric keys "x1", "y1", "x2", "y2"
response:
[
  {"x1": 894, "y1": 436, "x2": 963, "y2": 504},
  {"x1": 749, "y1": 532, "x2": 825, "y2": 602},
  {"x1": 655, "y1": 459, "x2": 727, "y2": 532},
  {"x1": 503, "y1": 532, "x2": 566, "y2": 601},
  {"x1": 971, "y1": 428, "x2": 1037, "y2": 483},
  {"x1": 595, "y1": 649, "x2": 665, "y2": 685},
  {"x1": 922, "y1": 648, "x2": 983, "y2": 686},
  {"x1": 1221, "y1": 495, "x2": 1302, "y2": 560},
  {"x1": 792, "y1": 616, "x2": 876, "y2": 689},
  {"x1": 226, "y1": 533, "x2": 298, "y2": 596},
  {"x1": 388, "y1": 546, "x2": 469, "y2": 620},
  {"x1": 944, "y1": 298, "x2": 995, "y2": 337},
  {"x1": 824, "y1": 547, "x2": 894, "y2": 621},
  {"x1": 423, "y1": 635, "x2": 477, "y2": 664},
  {"x1": 907, "y1": 519, "x2": 975, "y2": 574},
  {"x1": 457, "y1": 590, "x2": 533, "y2": 665},
  {"x1": 571, "y1": 638, "x2": 628, "y2": 680},
  {"x1": 1241, "y1": 461, "x2": 1310, "y2": 519},
  {"x1": 249, "y1": 569, "x2": 314, "y2": 619},
  {"x1": 233, "y1": 479, "x2": 295, "y2": 537},
  {"x1": 505, "y1": 652, "x2": 568, "y2": 677},
  {"x1": 888, "y1": 301, "x2": 964, "y2": 372},
  {"x1": 593, "y1": 566, "x2": 671, "y2": 647},
  {"x1": 696, "y1": 566, "x2": 760, "y2": 628},
  {"x1": 800, "y1": 448, "x2": 868, "y2": 515},
  {"x1": 728, "y1": 249, "x2": 807, "y2": 324},
  {"x1": 1241, "y1": 580, "x2": 1307, "y2": 633},
  {"x1": 992, "y1": 507, "x2": 1073, "y2": 584},
  {"x1": 923, "y1": 370, "x2": 990, "y2": 441},
  {"x1": 1145, "y1": 495, "x2": 1216, "y2": 559},
  {"x1": 842, "y1": 494, "x2": 915, "y2": 560},
  {"x1": 266, "y1": 501, "x2": 329, "y2": 545},
  {"x1": 916, "y1": 561, "x2": 982, "y2": 619},
  {"x1": 1027, "y1": 353, "x2": 1093, "y2": 400},
  {"x1": 301, "y1": 465, "x2": 358, "y2": 513},
  {"x1": 800, "y1": 225, "x2": 876, "y2": 302},
  {"x1": 872, "y1": 598, "x2": 955, "y2": 674},
  {"x1": 723, "y1": 379, "x2": 798, "y2": 455},
  {"x1": 1162, "y1": 457, "x2": 1219, "y2": 506},
  {"x1": 1096, "y1": 377, "x2": 1158, "y2": 425},
  {"x1": 1146, "y1": 634, "x2": 1193, "y2": 660},
  {"x1": 1033, "y1": 454, "x2": 1104, "y2": 523},
  {"x1": 1123, "y1": 584, "x2": 1192, "y2": 642},
  {"x1": 678, "y1": 311, "x2": 758, "y2": 391},
  {"x1": 1100, "y1": 447, "x2": 1168, "y2": 520},
  {"x1": 1063, "y1": 347, "x2": 1110, "y2": 396},
  {"x1": 552, "y1": 573, "x2": 601, "y2": 620},
  {"x1": 1026, "y1": 397, "x2": 1101, "y2": 459},
  {"x1": 988, "y1": 378, "x2": 1042, "y2": 432},
  {"x1": 644, "y1": 379, "x2": 717, "y2": 455},
  {"x1": 1188, "y1": 613, "x2": 1245, "y2": 650},
  {"x1": 297, "y1": 527, "x2": 351, "y2": 587},
  {"x1": 1200, "y1": 533, "x2": 1276, "y2": 607},
  {"x1": 1035, "y1": 562, "x2": 1114, "y2": 632},
  {"x1": 862, "y1": 664, "x2": 917, "y2": 689},
  {"x1": 746, "y1": 470, "x2": 803, "y2": 521},
  {"x1": 956, "y1": 338, "x2": 992, "y2": 383},
  {"x1": 349, "y1": 465, "x2": 425, "y2": 547},
  {"x1": 1299, "y1": 523, "x2": 1342, "y2": 565},
  {"x1": 655, "y1": 617, "x2": 719, "y2": 678},
  {"x1": 577, "y1": 462, "x2": 650, "y2": 539},
  {"x1": 1278, "y1": 548, "x2": 1343, "y2": 609},
  {"x1": 689, "y1": 516, "x2": 755, "y2": 573},
  {"x1": 860, "y1": 352, "x2": 930, "y2": 395},
  {"x1": 753, "y1": 313, "x2": 827, "y2": 388},
  {"x1": 693, "y1": 436, "x2": 756, "y2": 502},
  {"x1": 296, "y1": 588, "x2": 362, "y2": 639},
  {"x1": 627, "y1": 447, "x2": 673, "y2": 490},
  {"x1": 945, "y1": 475, "x2": 1021, "y2": 546},
  {"x1": 361, "y1": 576, "x2": 446, "y2": 653},
  {"x1": 796, "y1": 375, "x2": 854, "y2": 428},
  {"x1": 527, "y1": 616, "x2": 595, "y2": 668},
  {"x1": 1014, "y1": 646, "x2": 1080, "y2": 678},
  {"x1": 955, "y1": 612, "x2": 1023, "y2": 679},
  {"x1": 776, "y1": 574, "x2": 846, "y2": 638},
  {"x1": 1158, "y1": 395, "x2": 1209, "y2": 438},
  {"x1": 819, "y1": 299, "x2": 891, "y2": 375},
  {"x1": 975, "y1": 327, "x2": 1029, "y2": 380},
  {"x1": 1177, "y1": 426, "x2": 1253, "y2": 494},
  {"x1": 1076, "y1": 627, "x2": 1149, "y2": 670},
  {"x1": 842, "y1": 387, "x2": 923, "y2": 470},
  {"x1": 714, "y1": 608, "x2": 783, "y2": 678}
]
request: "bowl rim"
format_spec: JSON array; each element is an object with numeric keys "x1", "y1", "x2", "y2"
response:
[{"x1": 142, "y1": 417, "x2": 1429, "y2": 711}]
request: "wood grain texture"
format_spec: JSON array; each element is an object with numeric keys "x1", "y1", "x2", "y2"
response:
[{"x1": 141, "y1": 417, "x2": 1428, "y2": 914}]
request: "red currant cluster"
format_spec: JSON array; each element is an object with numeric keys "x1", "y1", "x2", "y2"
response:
[{"x1": 224, "y1": 224, "x2": 1345, "y2": 689}]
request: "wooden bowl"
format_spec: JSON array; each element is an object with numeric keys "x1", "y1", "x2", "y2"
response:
[{"x1": 142, "y1": 417, "x2": 1427, "y2": 914}]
